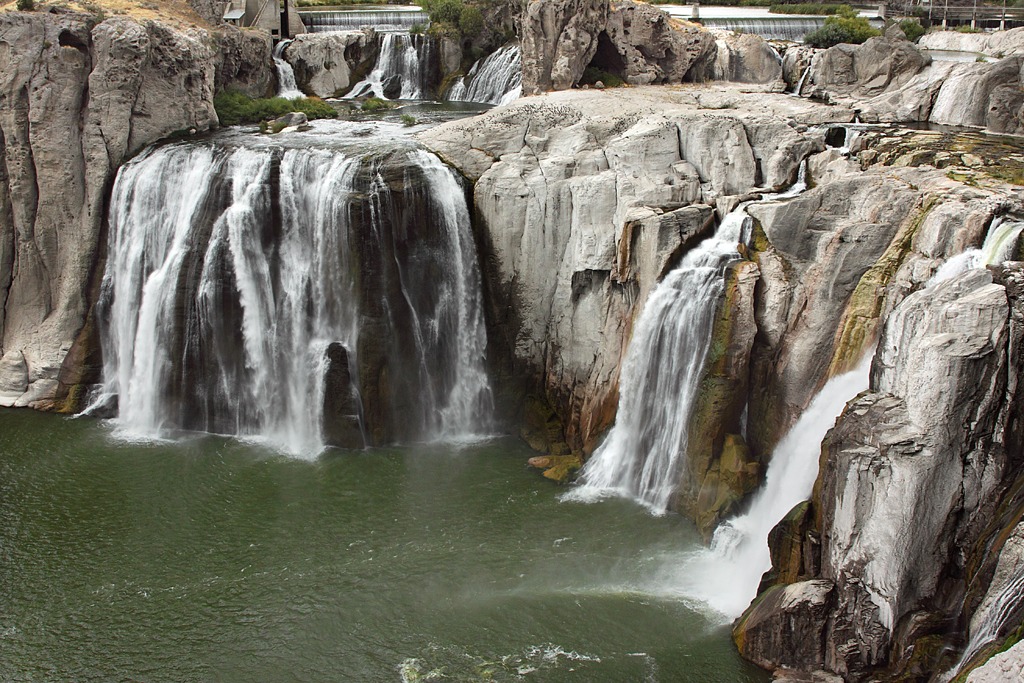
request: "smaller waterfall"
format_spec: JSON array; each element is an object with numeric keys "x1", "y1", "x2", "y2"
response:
[
  {"x1": 942, "y1": 548, "x2": 1024, "y2": 681},
  {"x1": 446, "y1": 44, "x2": 522, "y2": 106},
  {"x1": 347, "y1": 33, "x2": 433, "y2": 100},
  {"x1": 679, "y1": 355, "x2": 872, "y2": 618},
  {"x1": 794, "y1": 63, "x2": 812, "y2": 96},
  {"x1": 564, "y1": 167, "x2": 808, "y2": 514},
  {"x1": 699, "y1": 17, "x2": 825, "y2": 41},
  {"x1": 274, "y1": 41, "x2": 304, "y2": 100},
  {"x1": 928, "y1": 216, "x2": 1024, "y2": 285}
]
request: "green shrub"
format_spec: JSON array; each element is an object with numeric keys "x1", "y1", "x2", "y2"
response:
[
  {"x1": 400, "y1": 113, "x2": 418, "y2": 126},
  {"x1": 897, "y1": 18, "x2": 925, "y2": 42},
  {"x1": 458, "y1": 6, "x2": 484, "y2": 38},
  {"x1": 16, "y1": 0, "x2": 35, "y2": 10},
  {"x1": 422, "y1": 0, "x2": 464, "y2": 25},
  {"x1": 213, "y1": 91, "x2": 337, "y2": 126},
  {"x1": 956, "y1": 25, "x2": 983, "y2": 33},
  {"x1": 804, "y1": 6, "x2": 880, "y2": 48},
  {"x1": 361, "y1": 97, "x2": 393, "y2": 112},
  {"x1": 410, "y1": 22, "x2": 425, "y2": 35},
  {"x1": 580, "y1": 66, "x2": 626, "y2": 88}
]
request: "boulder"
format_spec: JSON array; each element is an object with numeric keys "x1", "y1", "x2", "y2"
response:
[
  {"x1": 807, "y1": 34, "x2": 930, "y2": 99},
  {"x1": 284, "y1": 30, "x2": 375, "y2": 98},
  {"x1": 966, "y1": 640, "x2": 1024, "y2": 682},
  {"x1": 705, "y1": 31, "x2": 783, "y2": 84},
  {"x1": 733, "y1": 580, "x2": 836, "y2": 671},
  {"x1": 521, "y1": 0, "x2": 608, "y2": 93}
]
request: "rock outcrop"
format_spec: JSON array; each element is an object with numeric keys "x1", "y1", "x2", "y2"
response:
[
  {"x1": 919, "y1": 25, "x2": 1024, "y2": 57},
  {"x1": 699, "y1": 31, "x2": 784, "y2": 84},
  {"x1": 520, "y1": 0, "x2": 715, "y2": 94},
  {"x1": 282, "y1": 30, "x2": 375, "y2": 98},
  {"x1": 0, "y1": 9, "x2": 272, "y2": 410}
]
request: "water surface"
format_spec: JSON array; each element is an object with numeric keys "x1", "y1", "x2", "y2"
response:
[{"x1": 0, "y1": 410, "x2": 768, "y2": 682}]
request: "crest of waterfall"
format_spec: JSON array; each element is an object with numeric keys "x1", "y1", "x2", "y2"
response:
[
  {"x1": 274, "y1": 40, "x2": 304, "y2": 100},
  {"x1": 446, "y1": 44, "x2": 522, "y2": 106},
  {"x1": 302, "y1": 10, "x2": 428, "y2": 33},
  {"x1": 700, "y1": 17, "x2": 825, "y2": 41},
  {"x1": 90, "y1": 140, "x2": 492, "y2": 454},
  {"x1": 678, "y1": 355, "x2": 873, "y2": 618},
  {"x1": 347, "y1": 33, "x2": 434, "y2": 100},
  {"x1": 563, "y1": 166, "x2": 808, "y2": 514}
]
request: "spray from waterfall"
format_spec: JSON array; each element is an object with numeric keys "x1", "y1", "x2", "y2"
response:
[
  {"x1": 446, "y1": 44, "x2": 522, "y2": 106},
  {"x1": 274, "y1": 41, "x2": 304, "y2": 100},
  {"x1": 563, "y1": 165, "x2": 808, "y2": 514},
  {"x1": 677, "y1": 354, "x2": 872, "y2": 618}
]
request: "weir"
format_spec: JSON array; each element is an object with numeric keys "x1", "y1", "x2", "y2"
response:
[
  {"x1": 300, "y1": 9, "x2": 428, "y2": 33},
  {"x1": 90, "y1": 132, "x2": 492, "y2": 454}
]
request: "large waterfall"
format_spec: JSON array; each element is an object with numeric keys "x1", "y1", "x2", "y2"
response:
[
  {"x1": 347, "y1": 33, "x2": 435, "y2": 100},
  {"x1": 92, "y1": 135, "x2": 492, "y2": 455},
  {"x1": 565, "y1": 170, "x2": 807, "y2": 514},
  {"x1": 446, "y1": 44, "x2": 523, "y2": 107}
]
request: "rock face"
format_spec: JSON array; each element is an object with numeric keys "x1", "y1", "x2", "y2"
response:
[
  {"x1": 801, "y1": 31, "x2": 1024, "y2": 135},
  {"x1": 520, "y1": 0, "x2": 714, "y2": 94},
  {"x1": 0, "y1": 9, "x2": 270, "y2": 411},
  {"x1": 967, "y1": 641, "x2": 1024, "y2": 682},
  {"x1": 919, "y1": 25, "x2": 1024, "y2": 57},
  {"x1": 741, "y1": 261, "x2": 1024, "y2": 680},
  {"x1": 283, "y1": 30, "x2": 375, "y2": 98},
  {"x1": 700, "y1": 31, "x2": 783, "y2": 84},
  {"x1": 421, "y1": 86, "x2": 843, "y2": 487}
]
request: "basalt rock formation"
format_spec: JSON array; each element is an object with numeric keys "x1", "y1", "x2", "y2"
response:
[
  {"x1": 520, "y1": 0, "x2": 715, "y2": 94},
  {"x1": 282, "y1": 30, "x2": 376, "y2": 98},
  {"x1": 0, "y1": 9, "x2": 272, "y2": 410}
]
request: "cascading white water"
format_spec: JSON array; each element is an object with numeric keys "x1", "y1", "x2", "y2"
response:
[
  {"x1": 679, "y1": 355, "x2": 873, "y2": 618},
  {"x1": 274, "y1": 41, "x2": 304, "y2": 100},
  {"x1": 347, "y1": 33, "x2": 432, "y2": 100},
  {"x1": 700, "y1": 17, "x2": 825, "y2": 41},
  {"x1": 446, "y1": 44, "x2": 522, "y2": 106},
  {"x1": 564, "y1": 167, "x2": 808, "y2": 514},
  {"x1": 91, "y1": 139, "x2": 492, "y2": 454},
  {"x1": 928, "y1": 216, "x2": 1024, "y2": 285},
  {"x1": 943, "y1": 557, "x2": 1024, "y2": 681},
  {"x1": 302, "y1": 9, "x2": 428, "y2": 33}
]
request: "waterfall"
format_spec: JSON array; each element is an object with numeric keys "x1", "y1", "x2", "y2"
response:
[
  {"x1": 699, "y1": 18, "x2": 826, "y2": 41},
  {"x1": 679, "y1": 355, "x2": 872, "y2": 618},
  {"x1": 943, "y1": 558, "x2": 1024, "y2": 681},
  {"x1": 794, "y1": 63, "x2": 812, "y2": 96},
  {"x1": 446, "y1": 44, "x2": 522, "y2": 106},
  {"x1": 564, "y1": 167, "x2": 808, "y2": 514},
  {"x1": 91, "y1": 140, "x2": 492, "y2": 454},
  {"x1": 274, "y1": 41, "x2": 304, "y2": 100},
  {"x1": 302, "y1": 10, "x2": 428, "y2": 33},
  {"x1": 347, "y1": 33, "x2": 434, "y2": 100},
  {"x1": 928, "y1": 216, "x2": 1024, "y2": 285}
]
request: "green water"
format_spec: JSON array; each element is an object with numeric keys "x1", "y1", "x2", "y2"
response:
[{"x1": 0, "y1": 410, "x2": 768, "y2": 682}]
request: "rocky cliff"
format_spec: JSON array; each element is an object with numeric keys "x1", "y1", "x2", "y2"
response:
[{"x1": 0, "y1": 8, "x2": 271, "y2": 410}]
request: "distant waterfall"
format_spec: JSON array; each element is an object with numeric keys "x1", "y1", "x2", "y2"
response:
[
  {"x1": 446, "y1": 44, "x2": 522, "y2": 106},
  {"x1": 564, "y1": 167, "x2": 807, "y2": 514},
  {"x1": 679, "y1": 356, "x2": 872, "y2": 618},
  {"x1": 347, "y1": 33, "x2": 435, "y2": 100},
  {"x1": 302, "y1": 9, "x2": 428, "y2": 33},
  {"x1": 91, "y1": 141, "x2": 492, "y2": 454},
  {"x1": 699, "y1": 17, "x2": 825, "y2": 41},
  {"x1": 274, "y1": 41, "x2": 304, "y2": 100}
]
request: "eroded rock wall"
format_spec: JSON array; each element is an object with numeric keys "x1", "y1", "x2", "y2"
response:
[{"x1": 0, "y1": 9, "x2": 271, "y2": 410}]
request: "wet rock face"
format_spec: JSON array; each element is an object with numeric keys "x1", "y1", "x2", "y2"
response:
[
  {"x1": 734, "y1": 580, "x2": 836, "y2": 671},
  {"x1": 520, "y1": 0, "x2": 715, "y2": 94}
]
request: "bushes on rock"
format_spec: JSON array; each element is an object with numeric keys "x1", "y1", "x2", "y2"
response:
[
  {"x1": 804, "y1": 6, "x2": 881, "y2": 48},
  {"x1": 214, "y1": 91, "x2": 337, "y2": 126},
  {"x1": 769, "y1": 3, "x2": 853, "y2": 15},
  {"x1": 897, "y1": 18, "x2": 925, "y2": 42},
  {"x1": 16, "y1": 0, "x2": 35, "y2": 10}
]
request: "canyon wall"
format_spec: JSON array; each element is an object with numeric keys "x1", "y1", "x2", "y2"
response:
[{"x1": 0, "y1": 8, "x2": 272, "y2": 410}]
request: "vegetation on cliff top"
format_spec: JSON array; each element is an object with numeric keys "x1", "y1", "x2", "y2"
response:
[
  {"x1": 214, "y1": 91, "x2": 337, "y2": 126},
  {"x1": 1, "y1": 0, "x2": 205, "y2": 24},
  {"x1": 804, "y1": 5, "x2": 881, "y2": 47}
]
